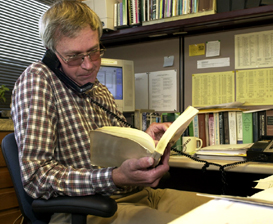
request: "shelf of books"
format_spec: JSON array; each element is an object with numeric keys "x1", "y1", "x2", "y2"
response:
[
  {"x1": 133, "y1": 106, "x2": 273, "y2": 161},
  {"x1": 101, "y1": 1, "x2": 273, "y2": 47}
]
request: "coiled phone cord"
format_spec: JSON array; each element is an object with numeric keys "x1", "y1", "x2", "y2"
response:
[{"x1": 171, "y1": 147, "x2": 250, "y2": 195}]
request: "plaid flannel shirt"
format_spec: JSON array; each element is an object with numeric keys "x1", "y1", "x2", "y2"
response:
[{"x1": 11, "y1": 61, "x2": 135, "y2": 199}]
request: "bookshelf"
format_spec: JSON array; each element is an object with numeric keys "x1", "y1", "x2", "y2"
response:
[{"x1": 101, "y1": 5, "x2": 273, "y2": 47}]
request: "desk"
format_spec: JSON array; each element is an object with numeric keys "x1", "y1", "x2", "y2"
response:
[
  {"x1": 158, "y1": 156, "x2": 273, "y2": 197},
  {"x1": 169, "y1": 156, "x2": 273, "y2": 174}
]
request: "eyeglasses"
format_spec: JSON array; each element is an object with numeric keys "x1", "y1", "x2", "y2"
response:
[{"x1": 56, "y1": 45, "x2": 106, "y2": 66}]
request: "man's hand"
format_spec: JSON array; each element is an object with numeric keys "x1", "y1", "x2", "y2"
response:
[
  {"x1": 112, "y1": 145, "x2": 171, "y2": 188},
  {"x1": 145, "y1": 122, "x2": 172, "y2": 145}
]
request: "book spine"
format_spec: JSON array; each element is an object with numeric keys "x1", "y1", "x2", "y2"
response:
[
  {"x1": 205, "y1": 113, "x2": 210, "y2": 145},
  {"x1": 117, "y1": 3, "x2": 121, "y2": 26},
  {"x1": 129, "y1": 0, "x2": 134, "y2": 24},
  {"x1": 208, "y1": 113, "x2": 215, "y2": 146},
  {"x1": 223, "y1": 111, "x2": 229, "y2": 144},
  {"x1": 266, "y1": 109, "x2": 273, "y2": 136},
  {"x1": 198, "y1": 113, "x2": 207, "y2": 146},
  {"x1": 242, "y1": 112, "x2": 253, "y2": 144},
  {"x1": 258, "y1": 110, "x2": 266, "y2": 137},
  {"x1": 188, "y1": 121, "x2": 194, "y2": 136},
  {"x1": 228, "y1": 111, "x2": 237, "y2": 144},
  {"x1": 219, "y1": 112, "x2": 225, "y2": 144},
  {"x1": 213, "y1": 112, "x2": 220, "y2": 145},
  {"x1": 252, "y1": 112, "x2": 259, "y2": 142},
  {"x1": 151, "y1": 0, "x2": 157, "y2": 20},
  {"x1": 193, "y1": 115, "x2": 199, "y2": 137},
  {"x1": 114, "y1": 3, "x2": 118, "y2": 27},
  {"x1": 236, "y1": 111, "x2": 243, "y2": 144},
  {"x1": 120, "y1": 2, "x2": 123, "y2": 25},
  {"x1": 142, "y1": 112, "x2": 147, "y2": 131},
  {"x1": 123, "y1": 0, "x2": 128, "y2": 25}
]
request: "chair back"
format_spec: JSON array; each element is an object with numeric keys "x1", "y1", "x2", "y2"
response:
[{"x1": 1, "y1": 133, "x2": 49, "y2": 224}]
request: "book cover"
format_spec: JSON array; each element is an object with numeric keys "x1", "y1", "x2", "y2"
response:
[
  {"x1": 266, "y1": 109, "x2": 273, "y2": 136},
  {"x1": 228, "y1": 111, "x2": 237, "y2": 145},
  {"x1": 242, "y1": 112, "x2": 253, "y2": 144},
  {"x1": 208, "y1": 113, "x2": 215, "y2": 146},
  {"x1": 198, "y1": 113, "x2": 207, "y2": 147},
  {"x1": 219, "y1": 112, "x2": 225, "y2": 144},
  {"x1": 223, "y1": 111, "x2": 230, "y2": 144},
  {"x1": 236, "y1": 111, "x2": 243, "y2": 144},
  {"x1": 90, "y1": 106, "x2": 198, "y2": 167}
]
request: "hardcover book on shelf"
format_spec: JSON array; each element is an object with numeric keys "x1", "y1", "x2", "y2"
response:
[
  {"x1": 213, "y1": 112, "x2": 220, "y2": 145},
  {"x1": 259, "y1": 110, "x2": 266, "y2": 137},
  {"x1": 188, "y1": 120, "x2": 194, "y2": 136},
  {"x1": 198, "y1": 113, "x2": 207, "y2": 147},
  {"x1": 252, "y1": 112, "x2": 260, "y2": 142},
  {"x1": 242, "y1": 112, "x2": 253, "y2": 144},
  {"x1": 208, "y1": 113, "x2": 215, "y2": 146},
  {"x1": 223, "y1": 111, "x2": 230, "y2": 144},
  {"x1": 266, "y1": 109, "x2": 273, "y2": 136},
  {"x1": 193, "y1": 114, "x2": 199, "y2": 137},
  {"x1": 219, "y1": 112, "x2": 225, "y2": 144},
  {"x1": 236, "y1": 111, "x2": 243, "y2": 144},
  {"x1": 90, "y1": 106, "x2": 198, "y2": 167},
  {"x1": 228, "y1": 111, "x2": 237, "y2": 145}
]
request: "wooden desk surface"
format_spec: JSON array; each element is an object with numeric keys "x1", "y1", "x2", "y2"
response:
[{"x1": 169, "y1": 156, "x2": 273, "y2": 174}]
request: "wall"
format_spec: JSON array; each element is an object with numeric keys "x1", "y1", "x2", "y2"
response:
[{"x1": 103, "y1": 38, "x2": 183, "y2": 111}]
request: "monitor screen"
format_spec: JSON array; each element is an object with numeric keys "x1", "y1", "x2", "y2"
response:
[
  {"x1": 97, "y1": 66, "x2": 123, "y2": 100},
  {"x1": 98, "y1": 58, "x2": 135, "y2": 112}
]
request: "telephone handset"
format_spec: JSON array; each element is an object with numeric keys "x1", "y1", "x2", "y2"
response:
[
  {"x1": 42, "y1": 49, "x2": 94, "y2": 94},
  {"x1": 41, "y1": 49, "x2": 133, "y2": 128}
]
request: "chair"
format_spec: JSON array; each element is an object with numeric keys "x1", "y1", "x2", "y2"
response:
[{"x1": 1, "y1": 133, "x2": 117, "y2": 224}]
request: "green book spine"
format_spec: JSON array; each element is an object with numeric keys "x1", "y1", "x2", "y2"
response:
[
  {"x1": 242, "y1": 112, "x2": 253, "y2": 144},
  {"x1": 188, "y1": 121, "x2": 194, "y2": 136}
]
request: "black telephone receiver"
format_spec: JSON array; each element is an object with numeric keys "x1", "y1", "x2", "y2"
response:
[
  {"x1": 42, "y1": 49, "x2": 94, "y2": 94},
  {"x1": 41, "y1": 49, "x2": 133, "y2": 128}
]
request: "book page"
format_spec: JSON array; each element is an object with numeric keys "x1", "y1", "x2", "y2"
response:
[
  {"x1": 156, "y1": 106, "x2": 199, "y2": 154},
  {"x1": 192, "y1": 71, "x2": 235, "y2": 107},
  {"x1": 236, "y1": 68, "x2": 273, "y2": 105}
]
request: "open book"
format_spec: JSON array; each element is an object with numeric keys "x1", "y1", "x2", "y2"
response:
[{"x1": 90, "y1": 106, "x2": 199, "y2": 167}]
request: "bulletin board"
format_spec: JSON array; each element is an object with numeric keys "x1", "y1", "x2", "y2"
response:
[{"x1": 184, "y1": 24, "x2": 273, "y2": 109}]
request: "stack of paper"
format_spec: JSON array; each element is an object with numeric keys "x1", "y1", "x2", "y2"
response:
[{"x1": 195, "y1": 143, "x2": 253, "y2": 161}]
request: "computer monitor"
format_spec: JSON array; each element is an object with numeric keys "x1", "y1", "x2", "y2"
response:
[{"x1": 97, "y1": 58, "x2": 135, "y2": 112}]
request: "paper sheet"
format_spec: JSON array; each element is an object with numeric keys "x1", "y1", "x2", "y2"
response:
[
  {"x1": 148, "y1": 70, "x2": 177, "y2": 111},
  {"x1": 236, "y1": 68, "x2": 273, "y2": 105},
  {"x1": 169, "y1": 198, "x2": 273, "y2": 224},
  {"x1": 192, "y1": 71, "x2": 235, "y2": 107},
  {"x1": 235, "y1": 30, "x2": 273, "y2": 69}
]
